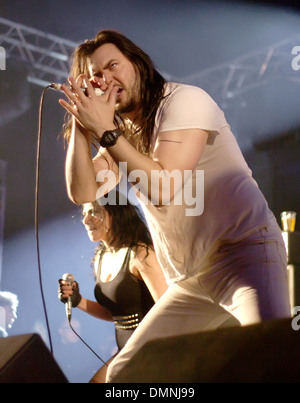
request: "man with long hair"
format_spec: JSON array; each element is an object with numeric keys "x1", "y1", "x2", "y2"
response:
[{"x1": 58, "y1": 30, "x2": 290, "y2": 382}]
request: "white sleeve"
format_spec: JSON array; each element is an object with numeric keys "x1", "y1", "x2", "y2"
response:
[{"x1": 157, "y1": 85, "x2": 229, "y2": 135}]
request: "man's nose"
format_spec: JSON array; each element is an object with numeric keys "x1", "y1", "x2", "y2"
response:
[{"x1": 103, "y1": 72, "x2": 113, "y2": 85}]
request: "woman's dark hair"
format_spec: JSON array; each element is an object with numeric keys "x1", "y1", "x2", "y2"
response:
[
  {"x1": 86, "y1": 191, "x2": 153, "y2": 260},
  {"x1": 63, "y1": 30, "x2": 166, "y2": 155}
]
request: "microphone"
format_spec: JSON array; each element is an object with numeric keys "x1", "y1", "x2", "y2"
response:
[
  {"x1": 50, "y1": 83, "x2": 104, "y2": 96},
  {"x1": 62, "y1": 273, "x2": 74, "y2": 322}
]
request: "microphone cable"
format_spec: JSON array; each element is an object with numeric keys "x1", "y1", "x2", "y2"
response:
[
  {"x1": 68, "y1": 318, "x2": 108, "y2": 367},
  {"x1": 35, "y1": 85, "x2": 108, "y2": 366},
  {"x1": 35, "y1": 85, "x2": 53, "y2": 354}
]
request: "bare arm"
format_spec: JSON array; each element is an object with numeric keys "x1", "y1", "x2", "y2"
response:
[
  {"x1": 61, "y1": 75, "x2": 120, "y2": 204},
  {"x1": 65, "y1": 121, "x2": 97, "y2": 204},
  {"x1": 131, "y1": 247, "x2": 168, "y2": 302},
  {"x1": 77, "y1": 297, "x2": 113, "y2": 322},
  {"x1": 60, "y1": 76, "x2": 208, "y2": 205},
  {"x1": 65, "y1": 120, "x2": 121, "y2": 205}
]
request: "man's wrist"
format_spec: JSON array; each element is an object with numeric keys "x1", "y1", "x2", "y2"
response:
[{"x1": 100, "y1": 128, "x2": 122, "y2": 148}]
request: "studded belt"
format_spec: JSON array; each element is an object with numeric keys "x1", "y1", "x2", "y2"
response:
[{"x1": 113, "y1": 313, "x2": 140, "y2": 330}]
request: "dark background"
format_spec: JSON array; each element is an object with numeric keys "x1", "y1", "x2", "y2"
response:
[{"x1": 0, "y1": 0, "x2": 299, "y2": 382}]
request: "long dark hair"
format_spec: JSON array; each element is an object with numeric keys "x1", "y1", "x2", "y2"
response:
[
  {"x1": 63, "y1": 30, "x2": 166, "y2": 155},
  {"x1": 87, "y1": 191, "x2": 153, "y2": 258}
]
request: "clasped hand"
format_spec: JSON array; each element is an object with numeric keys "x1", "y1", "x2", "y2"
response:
[
  {"x1": 58, "y1": 74, "x2": 118, "y2": 138},
  {"x1": 58, "y1": 278, "x2": 82, "y2": 308}
]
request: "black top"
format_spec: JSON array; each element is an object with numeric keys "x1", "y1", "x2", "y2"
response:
[{"x1": 94, "y1": 247, "x2": 154, "y2": 350}]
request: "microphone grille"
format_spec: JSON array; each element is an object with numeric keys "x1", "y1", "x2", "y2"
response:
[{"x1": 62, "y1": 273, "x2": 74, "y2": 282}]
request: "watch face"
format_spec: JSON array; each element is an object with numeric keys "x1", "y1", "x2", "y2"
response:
[
  {"x1": 106, "y1": 133, "x2": 115, "y2": 144},
  {"x1": 100, "y1": 129, "x2": 121, "y2": 147}
]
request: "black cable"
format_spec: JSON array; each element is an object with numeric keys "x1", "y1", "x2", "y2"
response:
[
  {"x1": 68, "y1": 319, "x2": 108, "y2": 367},
  {"x1": 36, "y1": 85, "x2": 107, "y2": 366},
  {"x1": 35, "y1": 85, "x2": 53, "y2": 354}
]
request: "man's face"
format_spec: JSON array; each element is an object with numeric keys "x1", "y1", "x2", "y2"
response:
[{"x1": 88, "y1": 43, "x2": 141, "y2": 118}]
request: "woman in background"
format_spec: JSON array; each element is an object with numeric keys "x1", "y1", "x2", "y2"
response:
[{"x1": 58, "y1": 193, "x2": 167, "y2": 382}]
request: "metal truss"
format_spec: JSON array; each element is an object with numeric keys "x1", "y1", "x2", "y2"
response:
[
  {"x1": 0, "y1": 17, "x2": 78, "y2": 88},
  {"x1": 1, "y1": 16, "x2": 299, "y2": 105},
  {"x1": 180, "y1": 35, "x2": 300, "y2": 108}
]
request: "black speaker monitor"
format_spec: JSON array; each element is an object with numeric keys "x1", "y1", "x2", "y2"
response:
[{"x1": 0, "y1": 333, "x2": 68, "y2": 383}]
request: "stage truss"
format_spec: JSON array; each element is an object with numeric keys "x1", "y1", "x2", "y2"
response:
[
  {"x1": 0, "y1": 17, "x2": 78, "y2": 87},
  {"x1": 181, "y1": 35, "x2": 300, "y2": 108},
  {"x1": 0, "y1": 16, "x2": 299, "y2": 103},
  {"x1": 0, "y1": 18, "x2": 299, "y2": 285}
]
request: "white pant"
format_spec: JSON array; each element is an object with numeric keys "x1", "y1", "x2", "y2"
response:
[{"x1": 106, "y1": 221, "x2": 291, "y2": 382}]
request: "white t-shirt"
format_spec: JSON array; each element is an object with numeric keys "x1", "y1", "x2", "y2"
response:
[{"x1": 137, "y1": 82, "x2": 274, "y2": 285}]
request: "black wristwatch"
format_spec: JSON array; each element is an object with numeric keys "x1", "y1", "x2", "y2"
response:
[{"x1": 100, "y1": 128, "x2": 122, "y2": 148}]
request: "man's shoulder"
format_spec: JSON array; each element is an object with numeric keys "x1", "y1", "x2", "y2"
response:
[{"x1": 164, "y1": 82, "x2": 212, "y2": 101}]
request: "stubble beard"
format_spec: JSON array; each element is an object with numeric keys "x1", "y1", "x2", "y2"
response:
[{"x1": 116, "y1": 79, "x2": 141, "y2": 115}]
